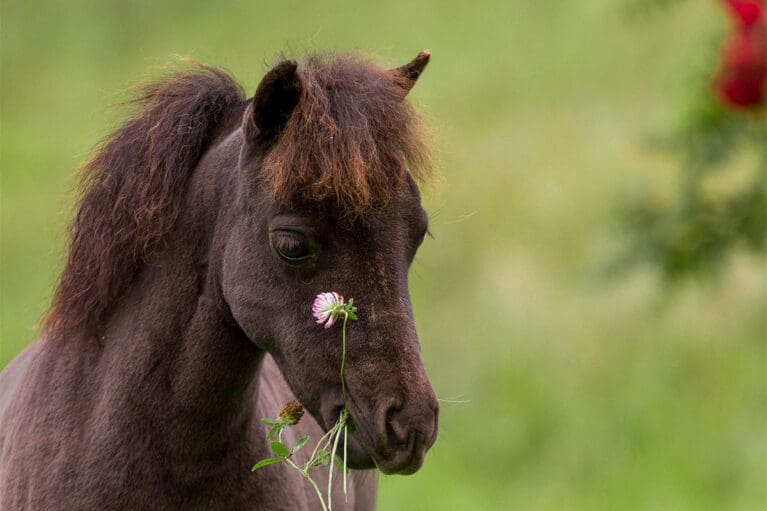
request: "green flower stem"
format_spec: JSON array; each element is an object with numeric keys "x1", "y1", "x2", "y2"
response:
[
  {"x1": 327, "y1": 424, "x2": 343, "y2": 510},
  {"x1": 340, "y1": 311, "x2": 349, "y2": 406},
  {"x1": 306, "y1": 423, "x2": 338, "y2": 472},
  {"x1": 343, "y1": 423, "x2": 348, "y2": 496},
  {"x1": 303, "y1": 471, "x2": 328, "y2": 511}
]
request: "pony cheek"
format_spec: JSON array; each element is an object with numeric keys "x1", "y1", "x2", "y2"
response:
[
  {"x1": 224, "y1": 292, "x2": 268, "y2": 348},
  {"x1": 220, "y1": 270, "x2": 275, "y2": 351},
  {"x1": 220, "y1": 234, "x2": 278, "y2": 349}
]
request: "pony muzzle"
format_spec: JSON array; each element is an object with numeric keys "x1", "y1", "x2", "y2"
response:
[{"x1": 345, "y1": 390, "x2": 439, "y2": 475}]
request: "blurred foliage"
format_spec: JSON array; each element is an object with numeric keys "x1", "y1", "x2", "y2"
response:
[
  {"x1": 615, "y1": 0, "x2": 767, "y2": 280},
  {"x1": 616, "y1": 94, "x2": 767, "y2": 279},
  {"x1": 622, "y1": 0, "x2": 691, "y2": 20}
]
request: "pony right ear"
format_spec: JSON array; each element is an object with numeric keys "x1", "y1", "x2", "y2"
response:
[
  {"x1": 389, "y1": 50, "x2": 431, "y2": 97},
  {"x1": 244, "y1": 60, "x2": 302, "y2": 141}
]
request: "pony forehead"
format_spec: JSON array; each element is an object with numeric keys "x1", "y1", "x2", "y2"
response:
[{"x1": 260, "y1": 53, "x2": 432, "y2": 217}]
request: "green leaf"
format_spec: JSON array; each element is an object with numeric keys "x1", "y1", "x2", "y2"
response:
[
  {"x1": 316, "y1": 449, "x2": 331, "y2": 466},
  {"x1": 270, "y1": 441, "x2": 290, "y2": 458},
  {"x1": 251, "y1": 457, "x2": 282, "y2": 471},
  {"x1": 261, "y1": 418, "x2": 281, "y2": 426},
  {"x1": 292, "y1": 435, "x2": 310, "y2": 454},
  {"x1": 266, "y1": 424, "x2": 282, "y2": 440}
]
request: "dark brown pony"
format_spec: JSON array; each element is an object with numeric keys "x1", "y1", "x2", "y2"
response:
[{"x1": 0, "y1": 51, "x2": 438, "y2": 510}]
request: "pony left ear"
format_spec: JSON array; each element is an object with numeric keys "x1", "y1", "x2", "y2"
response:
[
  {"x1": 245, "y1": 59, "x2": 302, "y2": 140},
  {"x1": 389, "y1": 50, "x2": 431, "y2": 96}
]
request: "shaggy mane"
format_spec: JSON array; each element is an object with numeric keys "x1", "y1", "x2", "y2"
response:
[
  {"x1": 44, "y1": 63, "x2": 245, "y2": 340},
  {"x1": 43, "y1": 53, "x2": 432, "y2": 340},
  {"x1": 263, "y1": 53, "x2": 432, "y2": 215}
]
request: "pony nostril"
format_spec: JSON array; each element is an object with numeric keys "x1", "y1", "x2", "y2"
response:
[
  {"x1": 390, "y1": 405, "x2": 437, "y2": 450},
  {"x1": 374, "y1": 396, "x2": 438, "y2": 469},
  {"x1": 385, "y1": 404, "x2": 408, "y2": 446},
  {"x1": 374, "y1": 398, "x2": 401, "y2": 452},
  {"x1": 369, "y1": 398, "x2": 439, "y2": 474}
]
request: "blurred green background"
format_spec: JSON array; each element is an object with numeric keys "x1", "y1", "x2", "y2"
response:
[{"x1": 1, "y1": 1, "x2": 765, "y2": 509}]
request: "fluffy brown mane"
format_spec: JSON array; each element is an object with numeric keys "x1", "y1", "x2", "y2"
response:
[
  {"x1": 43, "y1": 64, "x2": 245, "y2": 340},
  {"x1": 262, "y1": 53, "x2": 432, "y2": 215},
  {"x1": 43, "y1": 54, "x2": 432, "y2": 340}
]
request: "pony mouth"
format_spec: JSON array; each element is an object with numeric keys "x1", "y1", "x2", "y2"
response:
[
  {"x1": 326, "y1": 402, "x2": 428, "y2": 475},
  {"x1": 320, "y1": 405, "x2": 375, "y2": 470},
  {"x1": 337, "y1": 430, "x2": 377, "y2": 470}
]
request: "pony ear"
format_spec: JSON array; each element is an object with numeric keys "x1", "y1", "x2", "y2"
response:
[
  {"x1": 389, "y1": 50, "x2": 431, "y2": 97},
  {"x1": 245, "y1": 59, "x2": 302, "y2": 140}
]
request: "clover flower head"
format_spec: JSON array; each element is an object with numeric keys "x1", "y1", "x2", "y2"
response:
[
  {"x1": 312, "y1": 291, "x2": 347, "y2": 329},
  {"x1": 279, "y1": 401, "x2": 304, "y2": 426}
]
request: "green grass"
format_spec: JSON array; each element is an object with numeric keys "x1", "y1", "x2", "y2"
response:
[{"x1": 2, "y1": 1, "x2": 765, "y2": 509}]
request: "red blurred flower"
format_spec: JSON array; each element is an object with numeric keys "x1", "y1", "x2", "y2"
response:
[
  {"x1": 715, "y1": 0, "x2": 767, "y2": 109},
  {"x1": 725, "y1": 0, "x2": 763, "y2": 27}
]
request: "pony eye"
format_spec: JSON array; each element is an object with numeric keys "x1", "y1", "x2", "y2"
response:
[{"x1": 271, "y1": 231, "x2": 312, "y2": 263}]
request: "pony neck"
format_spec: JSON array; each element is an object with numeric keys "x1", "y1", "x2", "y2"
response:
[{"x1": 91, "y1": 167, "x2": 264, "y2": 460}]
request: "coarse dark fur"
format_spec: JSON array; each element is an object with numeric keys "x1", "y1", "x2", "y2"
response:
[{"x1": 0, "y1": 51, "x2": 438, "y2": 510}]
